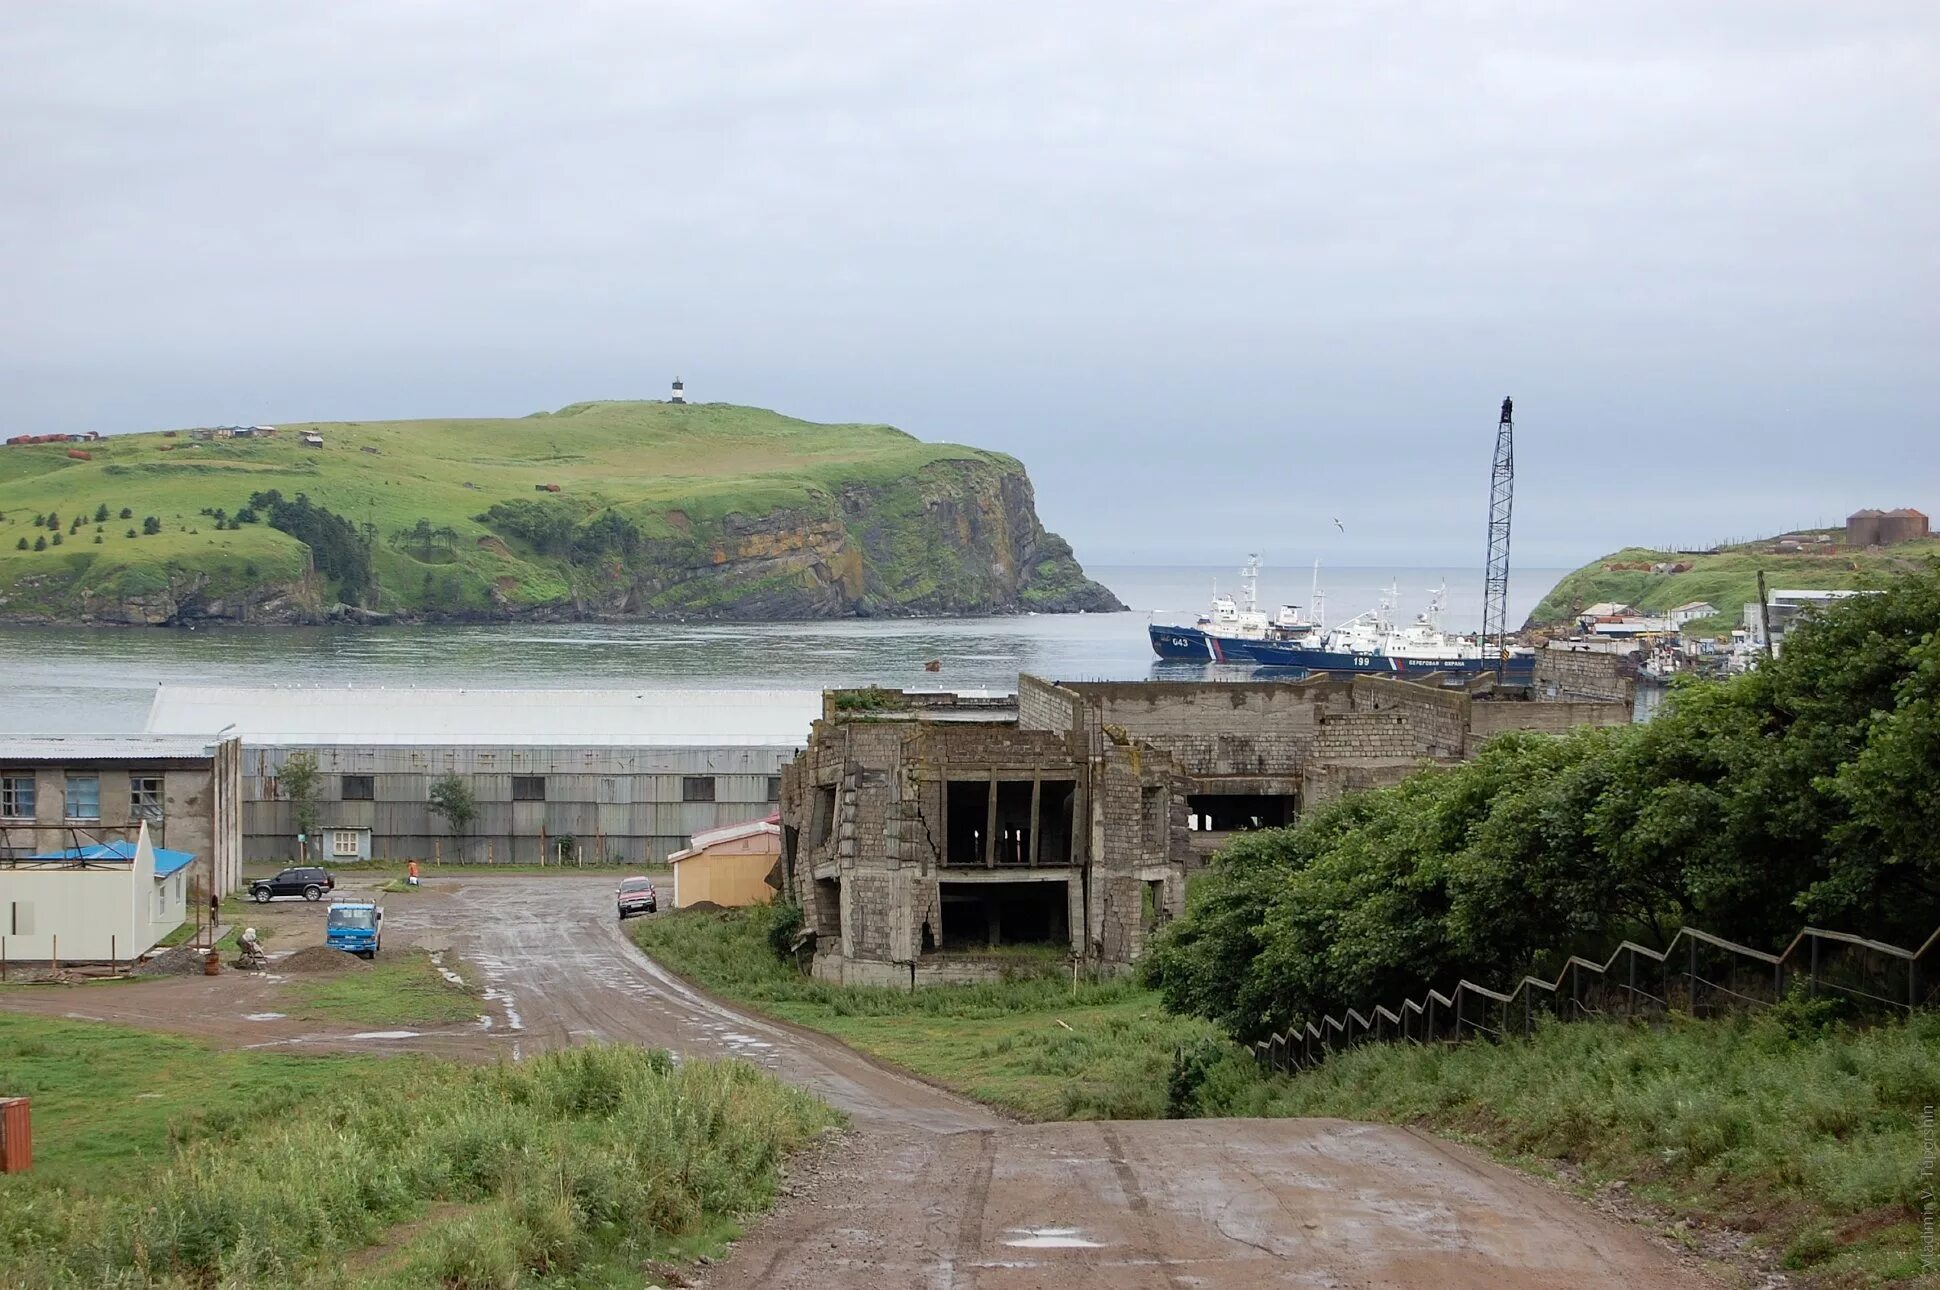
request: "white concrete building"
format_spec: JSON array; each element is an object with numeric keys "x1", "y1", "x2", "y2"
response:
[{"x1": 1, "y1": 823, "x2": 192, "y2": 963}]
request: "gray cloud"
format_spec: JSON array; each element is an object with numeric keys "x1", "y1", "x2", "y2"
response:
[{"x1": 2, "y1": 0, "x2": 1935, "y2": 566}]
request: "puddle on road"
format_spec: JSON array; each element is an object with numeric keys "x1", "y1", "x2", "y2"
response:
[
  {"x1": 243, "y1": 1012, "x2": 287, "y2": 1021},
  {"x1": 1003, "y1": 1228, "x2": 1104, "y2": 1249},
  {"x1": 350, "y1": 1030, "x2": 422, "y2": 1040}
]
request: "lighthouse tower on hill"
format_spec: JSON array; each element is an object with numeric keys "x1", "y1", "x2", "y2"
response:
[{"x1": 669, "y1": 378, "x2": 687, "y2": 405}]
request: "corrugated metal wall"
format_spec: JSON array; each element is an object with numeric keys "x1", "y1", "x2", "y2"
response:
[{"x1": 242, "y1": 744, "x2": 788, "y2": 864}]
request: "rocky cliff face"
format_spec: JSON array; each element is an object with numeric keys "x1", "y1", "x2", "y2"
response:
[{"x1": 566, "y1": 458, "x2": 1123, "y2": 620}]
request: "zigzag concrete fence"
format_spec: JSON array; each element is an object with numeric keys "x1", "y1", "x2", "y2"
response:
[{"x1": 1253, "y1": 923, "x2": 1940, "y2": 1075}]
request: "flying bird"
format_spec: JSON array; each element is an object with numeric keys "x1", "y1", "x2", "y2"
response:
[{"x1": 1332, "y1": 517, "x2": 1345, "y2": 533}]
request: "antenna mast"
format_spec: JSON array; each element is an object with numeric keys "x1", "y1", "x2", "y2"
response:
[{"x1": 1482, "y1": 395, "x2": 1515, "y2": 679}]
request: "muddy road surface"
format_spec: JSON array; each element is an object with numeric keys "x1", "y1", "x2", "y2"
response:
[{"x1": 3, "y1": 875, "x2": 1706, "y2": 1288}]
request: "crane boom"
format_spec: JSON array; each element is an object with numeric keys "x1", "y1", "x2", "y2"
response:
[{"x1": 1482, "y1": 396, "x2": 1514, "y2": 680}]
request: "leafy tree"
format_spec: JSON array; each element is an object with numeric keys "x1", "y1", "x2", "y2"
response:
[
  {"x1": 94, "y1": 503, "x2": 109, "y2": 523},
  {"x1": 427, "y1": 774, "x2": 478, "y2": 857},
  {"x1": 125, "y1": 528, "x2": 137, "y2": 539},
  {"x1": 93, "y1": 534, "x2": 103, "y2": 544},
  {"x1": 119, "y1": 507, "x2": 132, "y2": 520},
  {"x1": 142, "y1": 516, "x2": 161, "y2": 535},
  {"x1": 31, "y1": 513, "x2": 44, "y2": 526},
  {"x1": 279, "y1": 751, "x2": 322, "y2": 846}
]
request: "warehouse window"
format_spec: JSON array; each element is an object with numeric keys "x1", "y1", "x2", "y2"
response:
[
  {"x1": 512, "y1": 775, "x2": 546, "y2": 802},
  {"x1": 341, "y1": 774, "x2": 374, "y2": 801},
  {"x1": 682, "y1": 776, "x2": 715, "y2": 803},
  {"x1": 767, "y1": 775, "x2": 782, "y2": 803},
  {"x1": 0, "y1": 774, "x2": 33, "y2": 819},
  {"x1": 65, "y1": 774, "x2": 101, "y2": 822},
  {"x1": 129, "y1": 775, "x2": 164, "y2": 820}
]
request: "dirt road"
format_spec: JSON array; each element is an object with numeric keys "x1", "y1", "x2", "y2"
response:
[{"x1": 2, "y1": 875, "x2": 1707, "y2": 1287}]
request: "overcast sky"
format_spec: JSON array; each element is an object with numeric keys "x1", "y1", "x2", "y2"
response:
[{"x1": 2, "y1": 2, "x2": 1935, "y2": 567}]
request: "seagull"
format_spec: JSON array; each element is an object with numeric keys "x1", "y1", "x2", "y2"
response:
[{"x1": 1332, "y1": 517, "x2": 1345, "y2": 533}]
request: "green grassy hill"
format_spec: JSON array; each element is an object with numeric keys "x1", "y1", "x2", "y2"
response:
[
  {"x1": 1528, "y1": 529, "x2": 1940, "y2": 634},
  {"x1": 0, "y1": 401, "x2": 1122, "y2": 624}
]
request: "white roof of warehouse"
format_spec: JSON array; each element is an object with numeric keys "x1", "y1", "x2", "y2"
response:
[
  {"x1": 0, "y1": 735, "x2": 225, "y2": 762},
  {"x1": 145, "y1": 686, "x2": 822, "y2": 747}
]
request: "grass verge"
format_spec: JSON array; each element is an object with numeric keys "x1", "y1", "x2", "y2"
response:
[
  {"x1": 629, "y1": 904, "x2": 1226, "y2": 1119},
  {"x1": 0, "y1": 1014, "x2": 839, "y2": 1288},
  {"x1": 286, "y1": 950, "x2": 484, "y2": 1028}
]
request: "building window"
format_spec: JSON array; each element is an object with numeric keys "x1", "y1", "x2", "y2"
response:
[
  {"x1": 512, "y1": 775, "x2": 546, "y2": 802},
  {"x1": 0, "y1": 774, "x2": 33, "y2": 819},
  {"x1": 341, "y1": 774, "x2": 375, "y2": 801},
  {"x1": 331, "y1": 829, "x2": 363, "y2": 857},
  {"x1": 766, "y1": 775, "x2": 782, "y2": 803},
  {"x1": 65, "y1": 774, "x2": 101, "y2": 821},
  {"x1": 682, "y1": 776, "x2": 715, "y2": 803},
  {"x1": 130, "y1": 775, "x2": 164, "y2": 820}
]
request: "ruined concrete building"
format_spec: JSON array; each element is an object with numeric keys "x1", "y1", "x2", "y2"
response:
[{"x1": 778, "y1": 673, "x2": 1630, "y2": 986}]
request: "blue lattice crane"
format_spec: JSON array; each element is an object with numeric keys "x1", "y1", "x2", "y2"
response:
[{"x1": 1482, "y1": 397, "x2": 1514, "y2": 680}]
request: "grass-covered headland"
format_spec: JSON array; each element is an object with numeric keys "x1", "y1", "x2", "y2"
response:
[
  {"x1": 0, "y1": 1014, "x2": 837, "y2": 1289},
  {"x1": 0, "y1": 400, "x2": 1121, "y2": 623}
]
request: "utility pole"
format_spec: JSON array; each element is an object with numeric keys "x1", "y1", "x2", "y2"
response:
[
  {"x1": 1757, "y1": 570, "x2": 1775, "y2": 660},
  {"x1": 1482, "y1": 396, "x2": 1515, "y2": 681}
]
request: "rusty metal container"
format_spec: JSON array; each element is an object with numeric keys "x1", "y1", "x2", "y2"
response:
[
  {"x1": 203, "y1": 950, "x2": 221, "y2": 976},
  {"x1": 0, "y1": 1097, "x2": 31, "y2": 1174}
]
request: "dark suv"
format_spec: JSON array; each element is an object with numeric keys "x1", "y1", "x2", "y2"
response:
[{"x1": 249, "y1": 866, "x2": 336, "y2": 903}]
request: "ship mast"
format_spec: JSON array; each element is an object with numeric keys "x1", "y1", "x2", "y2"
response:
[{"x1": 1482, "y1": 396, "x2": 1515, "y2": 680}]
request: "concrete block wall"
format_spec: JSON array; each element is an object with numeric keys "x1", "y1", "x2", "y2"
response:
[{"x1": 1535, "y1": 646, "x2": 1636, "y2": 703}]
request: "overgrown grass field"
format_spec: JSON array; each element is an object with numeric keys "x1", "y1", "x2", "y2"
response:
[
  {"x1": 630, "y1": 905, "x2": 1226, "y2": 1119},
  {"x1": 0, "y1": 1014, "x2": 838, "y2": 1288}
]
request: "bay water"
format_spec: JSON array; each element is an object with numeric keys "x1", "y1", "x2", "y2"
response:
[{"x1": 0, "y1": 565, "x2": 1568, "y2": 734}]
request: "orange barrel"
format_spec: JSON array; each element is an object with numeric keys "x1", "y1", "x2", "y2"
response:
[
  {"x1": 0, "y1": 1097, "x2": 30, "y2": 1173},
  {"x1": 204, "y1": 950, "x2": 221, "y2": 976}
]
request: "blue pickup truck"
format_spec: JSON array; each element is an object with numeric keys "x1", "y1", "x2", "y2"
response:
[{"x1": 325, "y1": 901, "x2": 383, "y2": 959}]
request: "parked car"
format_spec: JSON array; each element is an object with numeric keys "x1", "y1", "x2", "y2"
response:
[
  {"x1": 617, "y1": 876, "x2": 658, "y2": 920},
  {"x1": 249, "y1": 866, "x2": 336, "y2": 903}
]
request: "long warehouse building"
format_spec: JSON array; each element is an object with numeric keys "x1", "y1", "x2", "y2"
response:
[{"x1": 144, "y1": 686, "x2": 821, "y2": 865}]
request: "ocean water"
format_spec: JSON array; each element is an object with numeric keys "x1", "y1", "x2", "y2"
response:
[{"x1": 0, "y1": 565, "x2": 1568, "y2": 734}]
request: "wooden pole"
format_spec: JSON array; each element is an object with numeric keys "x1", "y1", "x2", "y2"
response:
[{"x1": 111, "y1": 936, "x2": 116, "y2": 977}]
